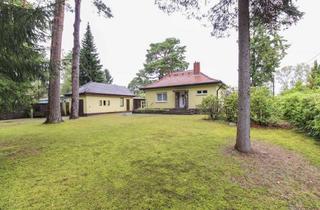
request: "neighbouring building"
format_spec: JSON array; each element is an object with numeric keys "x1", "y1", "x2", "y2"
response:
[
  {"x1": 32, "y1": 97, "x2": 68, "y2": 118},
  {"x1": 65, "y1": 82, "x2": 135, "y2": 116},
  {"x1": 140, "y1": 62, "x2": 226, "y2": 113}
]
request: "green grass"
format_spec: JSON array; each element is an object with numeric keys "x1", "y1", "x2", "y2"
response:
[{"x1": 0, "y1": 114, "x2": 319, "y2": 209}]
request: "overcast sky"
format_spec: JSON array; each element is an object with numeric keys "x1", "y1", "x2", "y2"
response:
[{"x1": 61, "y1": 0, "x2": 320, "y2": 88}]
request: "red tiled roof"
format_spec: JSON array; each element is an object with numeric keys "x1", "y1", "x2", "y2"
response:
[{"x1": 141, "y1": 70, "x2": 222, "y2": 89}]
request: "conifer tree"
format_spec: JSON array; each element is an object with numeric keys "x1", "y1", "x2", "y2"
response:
[{"x1": 79, "y1": 23, "x2": 104, "y2": 85}]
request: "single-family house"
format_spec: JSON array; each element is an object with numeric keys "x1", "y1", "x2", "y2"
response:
[
  {"x1": 65, "y1": 82, "x2": 135, "y2": 116},
  {"x1": 140, "y1": 62, "x2": 226, "y2": 113}
]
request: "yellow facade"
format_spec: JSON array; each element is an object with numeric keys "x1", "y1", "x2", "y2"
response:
[
  {"x1": 144, "y1": 84, "x2": 224, "y2": 109},
  {"x1": 67, "y1": 94, "x2": 133, "y2": 115}
]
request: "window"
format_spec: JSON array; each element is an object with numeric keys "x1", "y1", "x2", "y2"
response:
[
  {"x1": 197, "y1": 90, "x2": 208, "y2": 95},
  {"x1": 120, "y1": 98, "x2": 124, "y2": 107},
  {"x1": 108, "y1": 100, "x2": 110, "y2": 106},
  {"x1": 157, "y1": 92, "x2": 167, "y2": 102},
  {"x1": 99, "y1": 100, "x2": 102, "y2": 106},
  {"x1": 103, "y1": 100, "x2": 106, "y2": 106}
]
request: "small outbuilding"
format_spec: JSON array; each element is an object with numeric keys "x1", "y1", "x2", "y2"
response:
[{"x1": 65, "y1": 82, "x2": 135, "y2": 116}]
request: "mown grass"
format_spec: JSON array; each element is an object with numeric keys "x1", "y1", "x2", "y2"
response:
[{"x1": 0, "y1": 114, "x2": 319, "y2": 209}]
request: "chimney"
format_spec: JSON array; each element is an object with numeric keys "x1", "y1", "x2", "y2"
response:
[{"x1": 193, "y1": 62, "x2": 200, "y2": 75}]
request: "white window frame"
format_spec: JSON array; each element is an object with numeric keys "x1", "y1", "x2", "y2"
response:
[
  {"x1": 196, "y1": 90, "x2": 208, "y2": 96},
  {"x1": 156, "y1": 92, "x2": 167, "y2": 102}
]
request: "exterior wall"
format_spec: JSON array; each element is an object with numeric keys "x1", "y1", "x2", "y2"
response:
[
  {"x1": 144, "y1": 84, "x2": 224, "y2": 109},
  {"x1": 66, "y1": 95, "x2": 133, "y2": 115},
  {"x1": 84, "y1": 95, "x2": 133, "y2": 114}
]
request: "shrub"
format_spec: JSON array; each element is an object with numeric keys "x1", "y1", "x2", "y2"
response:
[
  {"x1": 278, "y1": 90, "x2": 320, "y2": 138},
  {"x1": 224, "y1": 91, "x2": 238, "y2": 122},
  {"x1": 198, "y1": 95, "x2": 222, "y2": 120},
  {"x1": 222, "y1": 87, "x2": 277, "y2": 125},
  {"x1": 250, "y1": 87, "x2": 277, "y2": 125}
]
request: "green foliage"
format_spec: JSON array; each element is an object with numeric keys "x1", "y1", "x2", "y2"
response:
[
  {"x1": 222, "y1": 87, "x2": 276, "y2": 125},
  {"x1": 278, "y1": 90, "x2": 320, "y2": 138},
  {"x1": 80, "y1": 23, "x2": 105, "y2": 85},
  {"x1": 156, "y1": 0, "x2": 303, "y2": 37},
  {"x1": 93, "y1": 0, "x2": 113, "y2": 18},
  {"x1": 104, "y1": 68, "x2": 113, "y2": 84},
  {"x1": 197, "y1": 95, "x2": 222, "y2": 120},
  {"x1": 128, "y1": 69, "x2": 151, "y2": 95},
  {"x1": 144, "y1": 38, "x2": 189, "y2": 79},
  {"x1": 0, "y1": 76, "x2": 33, "y2": 114},
  {"x1": 0, "y1": 1, "x2": 49, "y2": 82},
  {"x1": 307, "y1": 60, "x2": 320, "y2": 89},
  {"x1": 223, "y1": 91, "x2": 238, "y2": 123},
  {"x1": 250, "y1": 87, "x2": 277, "y2": 125},
  {"x1": 250, "y1": 23, "x2": 289, "y2": 87},
  {"x1": 129, "y1": 38, "x2": 188, "y2": 94}
]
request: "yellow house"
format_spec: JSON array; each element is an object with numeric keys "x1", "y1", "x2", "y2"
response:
[
  {"x1": 65, "y1": 82, "x2": 135, "y2": 116},
  {"x1": 141, "y1": 62, "x2": 225, "y2": 112}
]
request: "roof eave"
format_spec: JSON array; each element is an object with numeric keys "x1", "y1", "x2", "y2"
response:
[{"x1": 140, "y1": 81, "x2": 223, "y2": 90}]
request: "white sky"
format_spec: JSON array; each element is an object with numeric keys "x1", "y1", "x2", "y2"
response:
[{"x1": 61, "y1": 0, "x2": 320, "y2": 88}]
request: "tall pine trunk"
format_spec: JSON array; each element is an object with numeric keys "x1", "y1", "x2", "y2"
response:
[
  {"x1": 70, "y1": 0, "x2": 81, "y2": 119},
  {"x1": 235, "y1": 0, "x2": 251, "y2": 152},
  {"x1": 46, "y1": 0, "x2": 65, "y2": 124}
]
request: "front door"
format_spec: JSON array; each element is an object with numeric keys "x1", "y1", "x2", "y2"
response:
[
  {"x1": 175, "y1": 91, "x2": 188, "y2": 109},
  {"x1": 79, "y1": 99, "x2": 84, "y2": 116},
  {"x1": 179, "y1": 93, "x2": 186, "y2": 108}
]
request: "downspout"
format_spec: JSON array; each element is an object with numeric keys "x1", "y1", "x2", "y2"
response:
[{"x1": 216, "y1": 83, "x2": 224, "y2": 98}]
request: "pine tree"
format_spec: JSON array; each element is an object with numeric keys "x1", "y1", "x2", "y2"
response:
[
  {"x1": 104, "y1": 68, "x2": 113, "y2": 84},
  {"x1": 79, "y1": 23, "x2": 104, "y2": 85},
  {"x1": 307, "y1": 60, "x2": 320, "y2": 89}
]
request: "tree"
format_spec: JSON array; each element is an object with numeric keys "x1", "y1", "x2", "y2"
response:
[
  {"x1": 46, "y1": 0, "x2": 65, "y2": 124},
  {"x1": 128, "y1": 38, "x2": 188, "y2": 95},
  {"x1": 0, "y1": 0, "x2": 49, "y2": 82},
  {"x1": 79, "y1": 23, "x2": 105, "y2": 85},
  {"x1": 61, "y1": 52, "x2": 72, "y2": 94},
  {"x1": 276, "y1": 63, "x2": 310, "y2": 91},
  {"x1": 144, "y1": 38, "x2": 189, "y2": 80},
  {"x1": 250, "y1": 23, "x2": 289, "y2": 87},
  {"x1": 128, "y1": 69, "x2": 151, "y2": 95},
  {"x1": 156, "y1": 0, "x2": 303, "y2": 153},
  {"x1": 70, "y1": 0, "x2": 81, "y2": 119},
  {"x1": 0, "y1": 1, "x2": 49, "y2": 114},
  {"x1": 307, "y1": 60, "x2": 320, "y2": 89},
  {"x1": 104, "y1": 69, "x2": 113, "y2": 84},
  {"x1": 70, "y1": 0, "x2": 112, "y2": 119}
]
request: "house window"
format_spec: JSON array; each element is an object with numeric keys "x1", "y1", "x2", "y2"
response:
[
  {"x1": 197, "y1": 90, "x2": 208, "y2": 95},
  {"x1": 120, "y1": 98, "x2": 124, "y2": 107},
  {"x1": 103, "y1": 100, "x2": 106, "y2": 106},
  {"x1": 99, "y1": 100, "x2": 102, "y2": 106},
  {"x1": 108, "y1": 100, "x2": 110, "y2": 106},
  {"x1": 157, "y1": 92, "x2": 167, "y2": 102}
]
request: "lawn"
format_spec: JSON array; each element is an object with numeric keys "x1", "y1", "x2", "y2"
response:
[{"x1": 0, "y1": 114, "x2": 319, "y2": 209}]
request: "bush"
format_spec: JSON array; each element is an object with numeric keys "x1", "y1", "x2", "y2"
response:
[
  {"x1": 224, "y1": 91, "x2": 238, "y2": 122},
  {"x1": 197, "y1": 95, "x2": 222, "y2": 120},
  {"x1": 250, "y1": 87, "x2": 278, "y2": 125},
  {"x1": 222, "y1": 87, "x2": 277, "y2": 125},
  {"x1": 278, "y1": 90, "x2": 320, "y2": 138}
]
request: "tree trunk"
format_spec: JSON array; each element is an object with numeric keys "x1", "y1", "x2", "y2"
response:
[
  {"x1": 235, "y1": 0, "x2": 251, "y2": 153},
  {"x1": 46, "y1": 0, "x2": 65, "y2": 124},
  {"x1": 70, "y1": 0, "x2": 81, "y2": 119}
]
